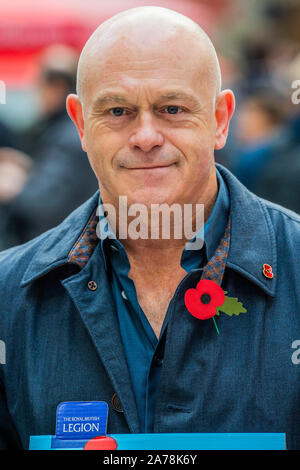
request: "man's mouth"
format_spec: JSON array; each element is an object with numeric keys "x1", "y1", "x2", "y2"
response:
[{"x1": 124, "y1": 163, "x2": 176, "y2": 170}]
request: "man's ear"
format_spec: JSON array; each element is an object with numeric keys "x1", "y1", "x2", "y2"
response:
[
  {"x1": 214, "y1": 89, "x2": 235, "y2": 150},
  {"x1": 66, "y1": 94, "x2": 87, "y2": 152}
]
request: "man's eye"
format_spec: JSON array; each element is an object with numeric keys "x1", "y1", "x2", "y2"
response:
[
  {"x1": 163, "y1": 106, "x2": 182, "y2": 115},
  {"x1": 109, "y1": 107, "x2": 126, "y2": 117}
]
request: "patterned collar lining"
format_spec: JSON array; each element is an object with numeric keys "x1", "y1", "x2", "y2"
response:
[
  {"x1": 201, "y1": 218, "x2": 231, "y2": 285},
  {"x1": 67, "y1": 210, "x2": 99, "y2": 268},
  {"x1": 66, "y1": 206, "x2": 231, "y2": 284}
]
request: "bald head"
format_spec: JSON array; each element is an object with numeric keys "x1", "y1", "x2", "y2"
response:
[{"x1": 76, "y1": 6, "x2": 221, "y2": 102}]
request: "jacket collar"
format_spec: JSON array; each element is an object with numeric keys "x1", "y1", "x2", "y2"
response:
[
  {"x1": 217, "y1": 164, "x2": 277, "y2": 296},
  {"x1": 21, "y1": 164, "x2": 277, "y2": 296},
  {"x1": 21, "y1": 191, "x2": 100, "y2": 287}
]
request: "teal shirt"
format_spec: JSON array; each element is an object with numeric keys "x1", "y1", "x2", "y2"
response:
[{"x1": 98, "y1": 168, "x2": 230, "y2": 431}]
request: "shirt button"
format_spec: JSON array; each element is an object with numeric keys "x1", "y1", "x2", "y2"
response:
[
  {"x1": 121, "y1": 290, "x2": 128, "y2": 300},
  {"x1": 153, "y1": 355, "x2": 163, "y2": 367},
  {"x1": 88, "y1": 281, "x2": 98, "y2": 291},
  {"x1": 111, "y1": 393, "x2": 123, "y2": 412}
]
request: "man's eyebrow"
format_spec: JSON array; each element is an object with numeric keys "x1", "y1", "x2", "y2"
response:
[
  {"x1": 158, "y1": 92, "x2": 198, "y2": 102},
  {"x1": 92, "y1": 94, "x2": 129, "y2": 108}
]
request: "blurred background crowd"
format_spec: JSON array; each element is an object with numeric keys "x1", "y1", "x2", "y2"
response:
[{"x1": 0, "y1": 0, "x2": 299, "y2": 251}]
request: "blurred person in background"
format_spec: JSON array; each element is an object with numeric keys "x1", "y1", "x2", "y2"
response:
[
  {"x1": 216, "y1": 0, "x2": 300, "y2": 213},
  {"x1": 288, "y1": 53, "x2": 300, "y2": 146},
  {"x1": 232, "y1": 90, "x2": 289, "y2": 191},
  {"x1": 228, "y1": 31, "x2": 300, "y2": 214},
  {"x1": 0, "y1": 120, "x2": 22, "y2": 150},
  {"x1": 0, "y1": 117, "x2": 28, "y2": 249},
  {"x1": 252, "y1": 53, "x2": 300, "y2": 213},
  {"x1": 229, "y1": 87, "x2": 300, "y2": 213},
  {"x1": 0, "y1": 45, "x2": 97, "y2": 250},
  {"x1": 218, "y1": 35, "x2": 300, "y2": 213}
]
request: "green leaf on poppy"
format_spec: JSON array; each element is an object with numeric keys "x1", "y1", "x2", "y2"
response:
[{"x1": 216, "y1": 294, "x2": 247, "y2": 317}]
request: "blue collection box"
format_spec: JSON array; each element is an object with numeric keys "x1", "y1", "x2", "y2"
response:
[
  {"x1": 29, "y1": 432, "x2": 286, "y2": 450},
  {"x1": 30, "y1": 402, "x2": 286, "y2": 450}
]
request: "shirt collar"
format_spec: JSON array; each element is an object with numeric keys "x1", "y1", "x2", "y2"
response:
[{"x1": 97, "y1": 195, "x2": 122, "y2": 272}]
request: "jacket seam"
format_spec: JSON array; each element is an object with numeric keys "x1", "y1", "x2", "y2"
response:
[
  {"x1": 257, "y1": 198, "x2": 277, "y2": 275},
  {"x1": 266, "y1": 206, "x2": 300, "y2": 224}
]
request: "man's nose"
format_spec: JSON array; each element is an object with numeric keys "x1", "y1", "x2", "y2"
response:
[{"x1": 128, "y1": 113, "x2": 164, "y2": 153}]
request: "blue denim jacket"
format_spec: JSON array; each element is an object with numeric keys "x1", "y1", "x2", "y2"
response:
[{"x1": 0, "y1": 164, "x2": 299, "y2": 449}]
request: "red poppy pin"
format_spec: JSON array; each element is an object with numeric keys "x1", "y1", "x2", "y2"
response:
[
  {"x1": 262, "y1": 263, "x2": 273, "y2": 279},
  {"x1": 184, "y1": 279, "x2": 247, "y2": 334}
]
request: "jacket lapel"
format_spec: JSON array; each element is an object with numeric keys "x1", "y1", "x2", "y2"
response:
[{"x1": 61, "y1": 243, "x2": 141, "y2": 434}]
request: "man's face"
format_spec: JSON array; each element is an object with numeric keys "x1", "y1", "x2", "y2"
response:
[{"x1": 69, "y1": 25, "x2": 232, "y2": 208}]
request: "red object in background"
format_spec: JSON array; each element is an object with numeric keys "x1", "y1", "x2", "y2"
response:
[
  {"x1": 84, "y1": 436, "x2": 118, "y2": 450},
  {"x1": 184, "y1": 279, "x2": 225, "y2": 320},
  {"x1": 0, "y1": 0, "x2": 231, "y2": 87}
]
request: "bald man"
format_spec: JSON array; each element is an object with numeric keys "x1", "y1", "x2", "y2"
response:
[{"x1": 0, "y1": 7, "x2": 299, "y2": 450}]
